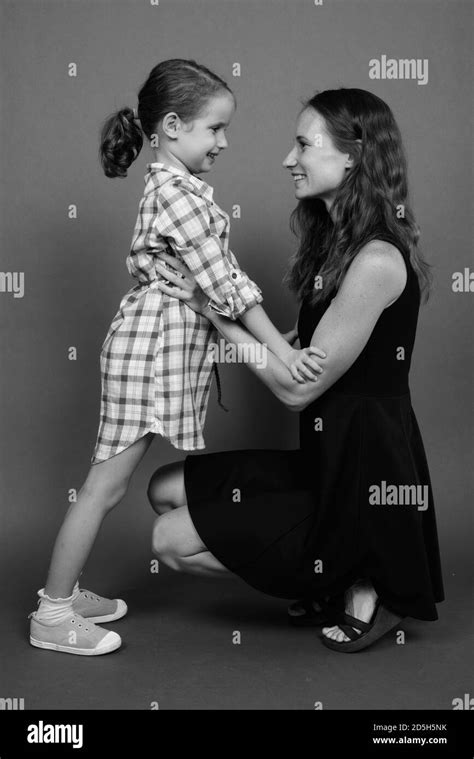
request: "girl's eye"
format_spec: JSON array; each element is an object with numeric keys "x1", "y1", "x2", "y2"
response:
[{"x1": 298, "y1": 142, "x2": 306, "y2": 151}]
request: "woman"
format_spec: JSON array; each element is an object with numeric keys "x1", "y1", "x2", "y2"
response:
[{"x1": 147, "y1": 87, "x2": 444, "y2": 653}]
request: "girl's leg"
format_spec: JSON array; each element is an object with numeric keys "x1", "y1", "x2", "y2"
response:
[
  {"x1": 44, "y1": 432, "x2": 155, "y2": 599},
  {"x1": 148, "y1": 461, "x2": 231, "y2": 578}
]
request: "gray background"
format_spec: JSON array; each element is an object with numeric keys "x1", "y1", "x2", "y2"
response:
[{"x1": 0, "y1": 0, "x2": 472, "y2": 710}]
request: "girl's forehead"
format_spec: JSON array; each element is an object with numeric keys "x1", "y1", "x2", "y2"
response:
[{"x1": 202, "y1": 93, "x2": 235, "y2": 121}]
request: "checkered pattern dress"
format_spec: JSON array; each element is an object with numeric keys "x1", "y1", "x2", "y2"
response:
[{"x1": 91, "y1": 162, "x2": 263, "y2": 463}]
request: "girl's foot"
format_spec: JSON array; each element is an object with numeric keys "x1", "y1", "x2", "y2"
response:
[
  {"x1": 28, "y1": 610, "x2": 121, "y2": 656},
  {"x1": 322, "y1": 579, "x2": 378, "y2": 643},
  {"x1": 73, "y1": 588, "x2": 128, "y2": 624}
]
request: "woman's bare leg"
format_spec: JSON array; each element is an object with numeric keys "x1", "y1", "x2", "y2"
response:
[
  {"x1": 152, "y1": 506, "x2": 231, "y2": 577},
  {"x1": 148, "y1": 462, "x2": 231, "y2": 578},
  {"x1": 147, "y1": 461, "x2": 188, "y2": 515},
  {"x1": 44, "y1": 433, "x2": 155, "y2": 598}
]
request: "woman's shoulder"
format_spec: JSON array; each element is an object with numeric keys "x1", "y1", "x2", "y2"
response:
[{"x1": 345, "y1": 239, "x2": 408, "y2": 305}]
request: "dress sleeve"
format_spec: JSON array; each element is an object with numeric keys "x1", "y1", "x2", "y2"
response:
[{"x1": 157, "y1": 179, "x2": 263, "y2": 320}]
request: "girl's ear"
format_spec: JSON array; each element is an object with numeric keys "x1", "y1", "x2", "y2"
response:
[{"x1": 162, "y1": 112, "x2": 180, "y2": 140}]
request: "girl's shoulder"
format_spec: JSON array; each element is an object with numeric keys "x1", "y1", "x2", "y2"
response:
[
  {"x1": 156, "y1": 174, "x2": 229, "y2": 225},
  {"x1": 159, "y1": 173, "x2": 212, "y2": 203},
  {"x1": 168, "y1": 174, "x2": 201, "y2": 195}
]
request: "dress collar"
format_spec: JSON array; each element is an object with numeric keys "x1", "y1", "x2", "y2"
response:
[{"x1": 145, "y1": 161, "x2": 214, "y2": 202}]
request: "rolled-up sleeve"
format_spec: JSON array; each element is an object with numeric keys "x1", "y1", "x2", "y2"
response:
[{"x1": 157, "y1": 180, "x2": 263, "y2": 320}]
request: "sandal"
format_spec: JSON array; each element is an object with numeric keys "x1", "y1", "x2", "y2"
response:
[
  {"x1": 288, "y1": 594, "x2": 343, "y2": 627},
  {"x1": 320, "y1": 601, "x2": 404, "y2": 652}
]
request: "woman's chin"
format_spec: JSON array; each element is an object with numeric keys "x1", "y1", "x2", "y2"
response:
[{"x1": 294, "y1": 186, "x2": 311, "y2": 199}]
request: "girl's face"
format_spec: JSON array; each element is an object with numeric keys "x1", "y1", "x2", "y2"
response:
[
  {"x1": 282, "y1": 107, "x2": 354, "y2": 210},
  {"x1": 165, "y1": 93, "x2": 236, "y2": 175}
]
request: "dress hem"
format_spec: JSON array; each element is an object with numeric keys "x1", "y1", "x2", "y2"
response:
[{"x1": 91, "y1": 425, "x2": 206, "y2": 464}]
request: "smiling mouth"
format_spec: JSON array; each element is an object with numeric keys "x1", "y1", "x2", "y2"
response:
[
  {"x1": 292, "y1": 173, "x2": 306, "y2": 182},
  {"x1": 207, "y1": 152, "x2": 219, "y2": 160}
]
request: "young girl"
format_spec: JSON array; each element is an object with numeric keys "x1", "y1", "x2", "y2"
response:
[{"x1": 28, "y1": 59, "x2": 325, "y2": 655}]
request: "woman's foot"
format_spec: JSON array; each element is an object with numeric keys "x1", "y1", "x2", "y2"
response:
[
  {"x1": 322, "y1": 579, "x2": 378, "y2": 643},
  {"x1": 288, "y1": 599, "x2": 323, "y2": 618},
  {"x1": 287, "y1": 593, "x2": 344, "y2": 626}
]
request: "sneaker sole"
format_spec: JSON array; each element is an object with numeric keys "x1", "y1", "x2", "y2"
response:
[
  {"x1": 82, "y1": 600, "x2": 128, "y2": 624},
  {"x1": 29, "y1": 635, "x2": 121, "y2": 656}
]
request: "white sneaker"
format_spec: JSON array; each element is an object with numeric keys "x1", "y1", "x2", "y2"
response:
[{"x1": 29, "y1": 610, "x2": 121, "y2": 656}]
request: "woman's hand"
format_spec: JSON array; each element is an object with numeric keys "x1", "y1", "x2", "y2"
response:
[{"x1": 153, "y1": 253, "x2": 208, "y2": 315}]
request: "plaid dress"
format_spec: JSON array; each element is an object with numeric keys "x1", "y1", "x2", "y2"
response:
[{"x1": 91, "y1": 162, "x2": 263, "y2": 463}]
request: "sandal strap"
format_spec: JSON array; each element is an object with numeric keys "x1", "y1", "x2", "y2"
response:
[
  {"x1": 328, "y1": 610, "x2": 373, "y2": 639},
  {"x1": 336, "y1": 622, "x2": 362, "y2": 641},
  {"x1": 339, "y1": 611, "x2": 372, "y2": 633}
]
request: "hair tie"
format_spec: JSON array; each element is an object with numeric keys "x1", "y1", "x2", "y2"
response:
[{"x1": 132, "y1": 107, "x2": 140, "y2": 124}]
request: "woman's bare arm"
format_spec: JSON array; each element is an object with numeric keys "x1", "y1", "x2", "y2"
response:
[{"x1": 287, "y1": 242, "x2": 407, "y2": 410}]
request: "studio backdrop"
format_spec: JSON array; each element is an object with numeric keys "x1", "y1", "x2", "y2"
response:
[{"x1": 0, "y1": 0, "x2": 471, "y2": 599}]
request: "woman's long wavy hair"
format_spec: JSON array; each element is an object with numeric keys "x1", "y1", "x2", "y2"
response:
[
  {"x1": 283, "y1": 88, "x2": 432, "y2": 306},
  {"x1": 99, "y1": 59, "x2": 234, "y2": 178}
]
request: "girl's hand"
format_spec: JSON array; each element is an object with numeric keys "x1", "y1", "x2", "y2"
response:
[
  {"x1": 286, "y1": 346, "x2": 326, "y2": 383},
  {"x1": 153, "y1": 253, "x2": 208, "y2": 315}
]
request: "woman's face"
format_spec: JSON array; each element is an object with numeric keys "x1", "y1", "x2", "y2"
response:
[{"x1": 283, "y1": 107, "x2": 354, "y2": 208}]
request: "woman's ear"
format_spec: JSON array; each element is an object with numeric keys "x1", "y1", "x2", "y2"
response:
[{"x1": 345, "y1": 139, "x2": 362, "y2": 169}]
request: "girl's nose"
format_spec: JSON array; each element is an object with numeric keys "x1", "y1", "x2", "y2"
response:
[
  {"x1": 217, "y1": 133, "x2": 228, "y2": 149},
  {"x1": 282, "y1": 147, "x2": 297, "y2": 168}
]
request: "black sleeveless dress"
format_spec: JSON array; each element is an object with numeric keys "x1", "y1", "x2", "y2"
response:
[{"x1": 183, "y1": 237, "x2": 445, "y2": 621}]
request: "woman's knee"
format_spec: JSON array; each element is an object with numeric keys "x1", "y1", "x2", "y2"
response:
[{"x1": 147, "y1": 462, "x2": 185, "y2": 513}]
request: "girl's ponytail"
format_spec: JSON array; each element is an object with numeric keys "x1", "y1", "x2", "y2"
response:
[{"x1": 99, "y1": 107, "x2": 143, "y2": 178}]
